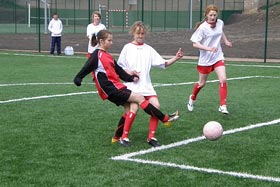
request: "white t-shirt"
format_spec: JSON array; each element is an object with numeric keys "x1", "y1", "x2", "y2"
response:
[
  {"x1": 190, "y1": 19, "x2": 225, "y2": 66},
  {"x1": 117, "y1": 43, "x2": 166, "y2": 96},
  {"x1": 86, "y1": 23, "x2": 106, "y2": 53},
  {"x1": 48, "y1": 18, "x2": 63, "y2": 37}
]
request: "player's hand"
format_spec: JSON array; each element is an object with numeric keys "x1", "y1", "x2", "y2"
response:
[
  {"x1": 74, "y1": 76, "x2": 82, "y2": 86},
  {"x1": 131, "y1": 70, "x2": 140, "y2": 77},
  {"x1": 175, "y1": 48, "x2": 183, "y2": 59},
  {"x1": 133, "y1": 76, "x2": 139, "y2": 83},
  {"x1": 225, "y1": 40, "x2": 232, "y2": 48},
  {"x1": 210, "y1": 47, "x2": 218, "y2": 53},
  {"x1": 131, "y1": 71, "x2": 140, "y2": 83}
]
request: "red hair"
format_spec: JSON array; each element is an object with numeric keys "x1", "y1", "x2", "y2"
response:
[{"x1": 194, "y1": 5, "x2": 219, "y2": 29}]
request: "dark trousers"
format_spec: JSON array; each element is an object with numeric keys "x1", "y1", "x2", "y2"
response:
[{"x1": 50, "y1": 36, "x2": 61, "y2": 55}]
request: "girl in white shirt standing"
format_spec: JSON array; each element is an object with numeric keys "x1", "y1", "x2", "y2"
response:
[
  {"x1": 48, "y1": 12, "x2": 63, "y2": 55},
  {"x1": 86, "y1": 12, "x2": 106, "y2": 59},
  {"x1": 187, "y1": 5, "x2": 232, "y2": 114},
  {"x1": 113, "y1": 21, "x2": 183, "y2": 147}
]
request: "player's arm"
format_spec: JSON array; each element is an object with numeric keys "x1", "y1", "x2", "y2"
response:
[
  {"x1": 165, "y1": 48, "x2": 183, "y2": 67},
  {"x1": 222, "y1": 32, "x2": 232, "y2": 48},
  {"x1": 73, "y1": 52, "x2": 98, "y2": 86},
  {"x1": 193, "y1": 42, "x2": 218, "y2": 53},
  {"x1": 114, "y1": 60, "x2": 139, "y2": 82},
  {"x1": 48, "y1": 21, "x2": 53, "y2": 33}
]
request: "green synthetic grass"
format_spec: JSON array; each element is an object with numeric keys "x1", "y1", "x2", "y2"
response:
[{"x1": 0, "y1": 52, "x2": 280, "y2": 187}]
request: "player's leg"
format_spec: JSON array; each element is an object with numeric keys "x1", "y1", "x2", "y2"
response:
[
  {"x1": 147, "y1": 96, "x2": 161, "y2": 147},
  {"x1": 214, "y1": 63, "x2": 228, "y2": 114},
  {"x1": 112, "y1": 104, "x2": 129, "y2": 144},
  {"x1": 187, "y1": 71, "x2": 208, "y2": 111},
  {"x1": 57, "y1": 36, "x2": 61, "y2": 55},
  {"x1": 119, "y1": 102, "x2": 138, "y2": 147},
  {"x1": 128, "y1": 92, "x2": 179, "y2": 125},
  {"x1": 50, "y1": 37, "x2": 55, "y2": 55}
]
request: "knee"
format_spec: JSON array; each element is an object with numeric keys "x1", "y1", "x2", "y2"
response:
[
  {"x1": 152, "y1": 102, "x2": 160, "y2": 109},
  {"x1": 220, "y1": 78, "x2": 227, "y2": 84},
  {"x1": 131, "y1": 102, "x2": 139, "y2": 112},
  {"x1": 198, "y1": 81, "x2": 206, "y2": 88}
]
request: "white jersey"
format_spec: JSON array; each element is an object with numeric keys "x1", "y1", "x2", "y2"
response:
[
  {"x1": 86, "y1": 23, "x2": 106, "y2": 53},
  {"x1": 190, "y1": 19, "x2": 225, "y2": 66},
  {"x1": 117, "y1": 43, "x2": 166, "y2": 96},
  {"x1": 48, "y1": 18, "x2": 63, "y2": 37}
]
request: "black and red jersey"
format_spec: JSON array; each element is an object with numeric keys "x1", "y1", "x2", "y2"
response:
[{"x1": 74, "y1": 49, "x2": 136, "y2": 100}]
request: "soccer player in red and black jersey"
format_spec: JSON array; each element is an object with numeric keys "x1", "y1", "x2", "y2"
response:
[{"x1": 74, "y1": 30, "x2": 179, "y2": 147}]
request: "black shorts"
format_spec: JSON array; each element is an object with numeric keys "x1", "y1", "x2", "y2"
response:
[{"x1": 107, "y1": 88, "x2": 131, "y2": 106}]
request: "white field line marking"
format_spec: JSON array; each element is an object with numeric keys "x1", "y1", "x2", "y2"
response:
[
  {"x1": 0, "y1": 82, "x2": 94, "y2": 87},
  {"x1": 178, "y1": 61, "x2": 280, "y2": 68},
  {"x1": 1, "y1": 75, "x2": 279, "y2": 88},
  {"x1": 0, "y1": 91, "x2": 97, "y2": 104},
  {"x1": 1, "y1": 76, "x2": 279, "y2": 105},
  {"x1": 1, "y1": 52, "x2": 280, "y2": 68},
  {"x1": 111, "y1": 118, "x2": 280, "y2": 183},
  {"x1": 125, "y1": 158, "x2": 280, "y2": 183},
  {"x1": 153, "y1": 75, "x2": 280, "y2": 87},
  {"x1": 0, "y1": 52, "x2": 86, "y2": 59}
]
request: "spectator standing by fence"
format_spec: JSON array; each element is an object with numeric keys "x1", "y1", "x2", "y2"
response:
[{"x1": 48, "y1": 12, "x2": 63, "y2": 56}]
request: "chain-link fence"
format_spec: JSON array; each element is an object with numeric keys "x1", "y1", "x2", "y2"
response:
[
  {"x1": 0, "y1": 0, "x2": 244, "y2": 34},
  {"x1": 1, "y1": 0, "x2": 280, "y2": 61}
]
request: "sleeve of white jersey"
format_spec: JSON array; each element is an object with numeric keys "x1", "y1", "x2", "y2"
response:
[
  {"x1": 86, "y1": 25, "x2": 91, "y2": 38},
  {"x1": 150, "y1": 47, "x2": 166, "y2": 69},
  {"x1": 190, "y1": 26, "x2": 204, "y2": 43},
  {"x1": 48, "y1": 20, "x2": 53, "y2": 33},
  {"x1": 117, "y1": 46, "x2": 128, "y2": 70}
]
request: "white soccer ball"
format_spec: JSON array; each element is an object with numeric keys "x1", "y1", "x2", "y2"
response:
[
  {"x1": 64, "y1": 46, "x2": 74, "y2": 56},
  {"x1": 203, "y1": 121, "x2": 223, "y2": 141}
]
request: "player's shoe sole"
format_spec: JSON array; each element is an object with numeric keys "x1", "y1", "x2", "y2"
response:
[{"x1": 164, "y1": 110, "x2": 180, "y2": 128}]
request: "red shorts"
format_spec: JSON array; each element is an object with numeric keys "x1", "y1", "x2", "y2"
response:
[
  {"x1": 144, "y1": 95, "x2": 158, "y2": 100},
  {"x1": 197, "y1": 60, "x2": 225, "y2": 74},
  {"x1": 87, "y1": 53, "x2": 91, "y2": 59}
]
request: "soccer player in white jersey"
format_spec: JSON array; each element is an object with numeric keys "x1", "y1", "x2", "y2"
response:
[
  {"x1": 187, "y1": 4, "x2": 232, "y2": 114},
  {"x1": 86, "y1": 12, "x2": 106, "y2": 59},
  {"x1": 113, "y1": 21, "x2": 183, "y2": 147}
]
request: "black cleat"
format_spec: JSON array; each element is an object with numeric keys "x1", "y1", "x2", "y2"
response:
[
  {"x1": 148, "y1": 137, "x2": 161, "y2": 147},
  {"x1": 119, "y1": 138, "x2": 131, "y2": 147}
]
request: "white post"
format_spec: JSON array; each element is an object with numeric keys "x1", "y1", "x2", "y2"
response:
[
  {"x1": 47, "y1": 3, "x2": 50, "y2": 22},
  {"x1": 43, "y1": 0, "x2": 47, "y2": 34},
  {"x1": 189, "y1": 0, "x2": 193, "y2": 29},
  {"x1": 28, "y1": 1, "x2": 31, "y2": 28},
  {"x1": 99, "y1": 4, "x2": 101, "y2": 13}
]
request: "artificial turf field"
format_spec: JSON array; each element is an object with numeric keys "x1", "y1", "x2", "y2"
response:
[{"x1": 0, "y1": 52, "x2": 280, "y2": 187}]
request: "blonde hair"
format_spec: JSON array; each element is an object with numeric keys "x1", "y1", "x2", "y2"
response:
[
  {"x1": 194, "y1": 5, "x2": 219, "y2": 29},
  {"x1": 130, "y1": 21, "x2": 148, "y2": 35}
]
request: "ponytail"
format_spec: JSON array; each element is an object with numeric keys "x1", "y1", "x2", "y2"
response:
[
  {"x1": 194, "y1": 18, "x2": 206, "y2": 30},
  {"x1": 91, "y1": 33, "x2": 98, "y2": 47}
]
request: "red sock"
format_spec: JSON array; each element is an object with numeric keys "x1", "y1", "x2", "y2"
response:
[
  {"x1": 220, "y1": 82, "x2": 227, "y2": 106},
  {"x1": 121, "y1": 112, "x2": 136, "y2": 139},
  {"x1": 148, "y1": 117, "x2": 159, "y2": 141},
  {"x1": 191, "y1": 83, "x2": 203, "y2": 100}
]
